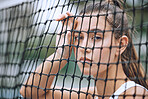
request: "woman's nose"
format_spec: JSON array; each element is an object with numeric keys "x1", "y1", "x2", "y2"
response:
[{"x1": 80, "y1": 38, "x2": 92, "y2": 53}]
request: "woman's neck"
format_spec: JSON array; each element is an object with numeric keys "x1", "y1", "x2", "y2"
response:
[{"x1": 95, "y1": 63, "x2": 129, "y2": 98}]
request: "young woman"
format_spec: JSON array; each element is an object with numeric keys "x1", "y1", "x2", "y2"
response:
[{"x1": 20, "y1": 0, "x2": 148, "y2": 98}]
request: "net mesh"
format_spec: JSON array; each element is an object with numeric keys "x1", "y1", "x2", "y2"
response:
[{"x1": 0, "y1": 0, "x2": 148, "y2": 98}]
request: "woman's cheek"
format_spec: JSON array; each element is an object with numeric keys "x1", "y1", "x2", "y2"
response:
[
  {"x1": 92, "y1": 49, "x2": 100, "y2": 62},
  {"x1": 100, "y1": 46, "x2": 117, "y2": 64}
]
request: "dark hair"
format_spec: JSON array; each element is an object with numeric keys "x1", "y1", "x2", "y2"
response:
[{"x1": 79, "y1": 0, "x2": 148, "y2": 89}]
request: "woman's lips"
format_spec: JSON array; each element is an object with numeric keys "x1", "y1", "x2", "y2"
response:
[{"x1": 79, "y1": 57, "x2": 92, "y2": 63}]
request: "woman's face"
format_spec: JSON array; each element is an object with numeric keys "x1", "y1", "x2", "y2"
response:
[{"x1": 74, "y1": 13, "x2": 119, "y2": 77}]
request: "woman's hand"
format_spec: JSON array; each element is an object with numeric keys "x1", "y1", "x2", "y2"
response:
[
  {"x1": 55, "y1": 12, "x2": 77, "y2": 59},
  {"x1": 20, "y1": 12, "x2": 78, "y2": 99}
]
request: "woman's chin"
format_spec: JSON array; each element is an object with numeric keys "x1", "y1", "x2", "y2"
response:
[{"x1": 78, "y1": 63, "x2": 96, "y2": 76}]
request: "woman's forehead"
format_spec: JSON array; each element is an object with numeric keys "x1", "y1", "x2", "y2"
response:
[{"x1": 76, "y1": 13, "x2": 111, "y2": 30}]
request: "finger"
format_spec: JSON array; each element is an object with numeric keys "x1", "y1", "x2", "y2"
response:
[
  {"x1": 66, "y1": 12, "x2": 74, "y2": 23},
  {"x1": 66, "y1": 12, "x2": 78, "y2": 27},
  {"x1": 66, "y1": 31, "x2": 73, "y2": 45},
  {"x1": 74, "y1": 19, "x2": 78, "y2": 29},
  {"x1": 56, "y1": 14, "x2": 68, "y2": 21},
  {"x1": 66, "y1": 11, "x2": 73, "y2": 16}
]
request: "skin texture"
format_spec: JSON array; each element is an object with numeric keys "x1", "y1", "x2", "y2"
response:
[
  {"x1": 20, "y1": 12, "x2": 148, "y2": 99},
  {"x1": 74, "y1": 13, "x2": 118, "y2": 76},
  {"x1": 74, "y1": 12, "x2": 129, "y2": 97}
]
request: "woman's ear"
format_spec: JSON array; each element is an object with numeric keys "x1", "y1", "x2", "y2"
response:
[{"x1": 115, "y1": 35, "x2": 128, "y2": 56}]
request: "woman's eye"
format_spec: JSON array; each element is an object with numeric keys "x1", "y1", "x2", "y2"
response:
[
  {"x1": 92, "y1": 36, "x2": 102, "y2": 40},
  {"x1": 75, "y1": 36, "x2": 78, "y2": 40},
  {"x1": 75, "y1": 36, "x2": 83, "y2": 40}
]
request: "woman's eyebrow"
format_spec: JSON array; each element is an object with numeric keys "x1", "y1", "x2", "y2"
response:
[
  {"x1": 73, "y1": 29, "x2": 104, "y2": 34},
  {"x1": 89, "y1": 28, "x2": 104, "y2": 33}
]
